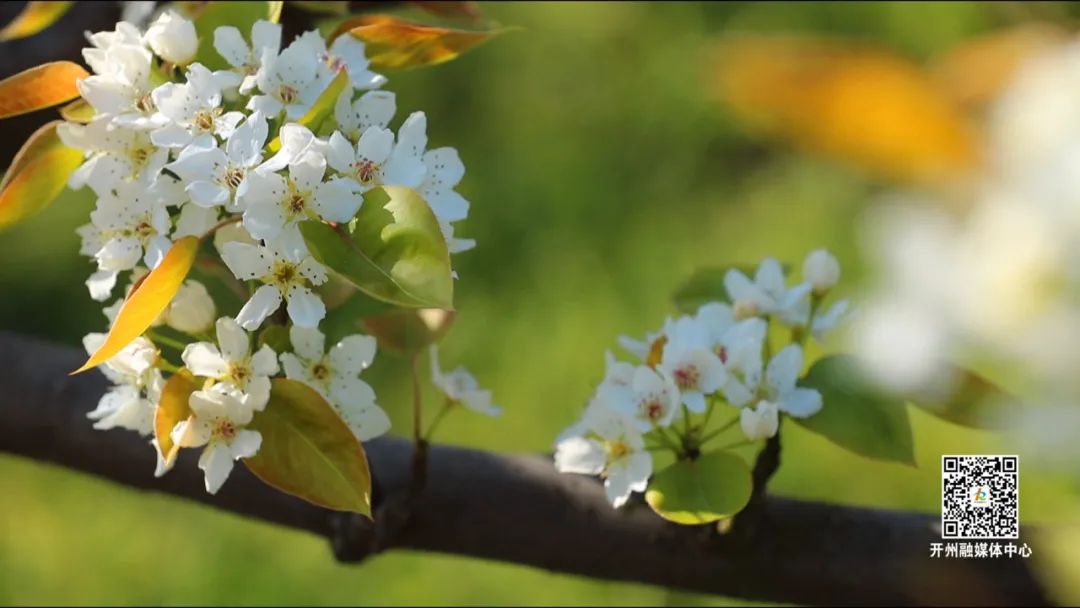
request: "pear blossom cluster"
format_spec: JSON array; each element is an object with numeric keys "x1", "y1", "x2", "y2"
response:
[
  {"x1": 555, "y1": 250, "x2": 848, "y2": 508},
  {"x1": 67, "y1": 10, "x2": 475, "y2": 494}
]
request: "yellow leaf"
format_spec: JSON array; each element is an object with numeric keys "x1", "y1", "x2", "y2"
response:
[
  {"x1": 154, "y1": 369, "x2": 198, "y2": 468},
  {"x1": 244, "y1": 379, "x2": 372, "y2": 515},
  {"x1": 58, "y1": 98, "x2": 95, "y2": 123},
  {"x1": 715, "y1": 36, "x2": 980, "y2": 186},
  {"x1": 0, "y1": 61, "x2": 89, "y2": 120},
  {"x1": 331, "y1": 15, "x2": 502, "y2": 70},
  {"x1": 929, "y1": 23, "x2": 1068, "y2": 112},
  {"x1": 73, "y1": 237, "x2": 201, "y2": 374},
  {"x1": 0, "y1": 1, "x2": 74, "y2": 41},
  {"x1": 267, "y1": 0, "x2": 283, "y2": 22},
  {"x1": 0, "y1": 121, "x2": 83, "y2": 230}
]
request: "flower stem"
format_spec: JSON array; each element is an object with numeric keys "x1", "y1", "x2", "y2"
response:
[
  {"x1": 147, "y1": 330, "x2": 189, "y2": 352},
  {"x1": 699, "y1": 414, "x2": 740, "y2": 445},
  {"x1": 199, "y1": 215, "x2": 242, "y2": 243},
  {"x1": 424, "y1": 400, "x2": 454, "y2": 442},
  {"x1": 650, "y1": 427, "x2": 683, "y2": 455},
  {"x1": 410, "y1": 352, "x2": 428, "y2": 493},
  {"x1": 713, "y1": 438, "x2": 754, "y2": 451},
  {"x1": 157, "y1": 358, "x2": 182, "y2": 373}
]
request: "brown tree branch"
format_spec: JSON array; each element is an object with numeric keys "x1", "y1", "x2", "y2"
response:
[{"x1": 0, "y1": 331, "x2": 1053, "y2": 606}]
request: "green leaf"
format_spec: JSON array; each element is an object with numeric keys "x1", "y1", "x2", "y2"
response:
[
  {"x1": 906, "y1": 368, "x2": 1014, "y2": 429},
  {"x1": 267, "y1": 70, "x2": 348, "y2": 153},
  {"x1": 189, "y1": 1, "x2": 280, "y2": 71},
  {"x1": 645, "y1": 452, "x2": 753, "y2": 524},
  {"x1": 796, "y1": 355, "x2": 916, "y2": 465},
  {"x1": 300, "y1": 186, "x2": 454, "y2": 310},
  {"x1": 244, "y1": 379, "x2": 372, "y2": 515}
]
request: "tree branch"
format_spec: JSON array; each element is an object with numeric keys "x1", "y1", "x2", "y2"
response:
[{"x1": 0, "y1": 332, "x2": 1052, "y2": 606}]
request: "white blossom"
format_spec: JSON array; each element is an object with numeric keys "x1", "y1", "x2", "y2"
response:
[
  {"x1": 171, "y1": 383, "x2": 262, "y2": 494},
  {"x1": 161, "y1": 280, "x2": 216, "y2": 334},
  {"x1": 213, "y1": 20, "x2": 282, "y2": 94},
  {"x1": 740, "y1": 399, "x2": 779, "y2": 440},
  {"x1": 59, "y1": 119, "x2": 168, "y2": 197},
  {"x1": 249, "y1": 36, "x2": 321, "y2": 119},
  {"x1": 724, "y1": 258, "x2": 811, "y2": 323},
  {"x1": 803, "y1": 248, "x2": 840, "y2": 295},
  {"x1": 166, "y1": 112, "x2": 269, "y2": 211},
  {"x1": 604, "y1": 365, "x2": 681, "y2": 431},
  {"x1": 325, "y1": 111, "x2": 427, "y2": 192},
  {"x1": 151, "y1": 63, "x2": 244, "y2": 149},
  {"x1": 240, "y1": 150, "x2": 363, "y2": 242},
  {"x1": 554, "y1": 404, "x2": 651, "y2": 508},
  {"x1": 144, "y1": 10, "x2": 198, "y2": 66},
  {"x1": 182, "y1": 317, "x2": 278, "y2": 411},
  {"x1": 280, "y1": 326, "x2": 390, "y2": 440},
  {"x1": 220, "y1": 236, "x2": 329, "y2": 329},
  {"x1": 82, "y1": 333, "x2": 163, "y2": 435},
  {"x1": 429, "y1": 345, "x2": 500, "y2": 416},
  {"x1": 760, "y1": 345, "x2": 822, "y2": 418},
  {"x1": 659, "y1": 316, "x2": 725, "y2": 413}
]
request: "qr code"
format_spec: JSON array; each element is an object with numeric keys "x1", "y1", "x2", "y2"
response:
[{"x1": 942, "y1": 455, "x2": 1019, "y2": 539}]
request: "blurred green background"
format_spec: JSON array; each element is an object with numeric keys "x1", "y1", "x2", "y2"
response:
[{"x1": 3, "y1": 1, "x2": 1080, "y2": 605}]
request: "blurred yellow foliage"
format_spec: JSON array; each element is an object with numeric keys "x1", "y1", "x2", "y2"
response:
[{"x1": 716, "y1": 35, "x2": 982, "y2": 186}]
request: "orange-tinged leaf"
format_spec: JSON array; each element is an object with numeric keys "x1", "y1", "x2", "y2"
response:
[
  {"x1": 59, "y1": 98, "x2": 95, "y2": 123},
  {"x1": 0, "y1": 1, "x2": 74, "y2": 41},
  {"x1": 332, "y1": 15, "x2": 502, "y2": 69},
  {"x1": 154, "y1": 369, "x2": 198, "y2": 468},
  {"x1": 929, "y1": 23, "x2": 1068, "y2": 112},
  {"x1": 73, "y1": 237, "x2": 201, "y2": 374},
  {"x1": 715, "y1": 36, "x2": 980, "y2": 186},
  {"x1": 0, "y1": 121, "x2": 83, "y2": 230},
  {"x1": 0, "y1": 61, "x2": 88, "y2": 119},
  {"x1": 244, "y1": 379, "x2": 372, "y2": 515}
]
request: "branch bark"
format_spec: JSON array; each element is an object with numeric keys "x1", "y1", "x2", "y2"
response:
[{"x1": 0, "y1": 331, "x2": 1053, "y2": 606}]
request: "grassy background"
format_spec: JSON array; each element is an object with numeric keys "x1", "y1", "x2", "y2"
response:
[{"x1": 3, "y1": 2, "x2": 1080, "y2": 604}]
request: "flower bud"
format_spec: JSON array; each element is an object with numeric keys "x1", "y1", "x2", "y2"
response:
[
  {"x1": 803, "y1": 248, "x2": 840, "y2": 295},
  {"x1": 740, "y1": 400, "x2": 779, "y2": 440},
  {"x1": 145, "y1": 11, "x2": 197, "y2": 66},
  {"x1": 163, "y1": 280, "x2": 216, "y2": 334}
]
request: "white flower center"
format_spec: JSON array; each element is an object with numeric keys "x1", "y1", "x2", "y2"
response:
[
  {"x1": 212, "y1": 417, "x2": 237, "y2": 441},
  {"x1": 193, "y1": 107, "x2": 222, "y2": 133},
  {"x1": 277, "y1": 84, "x2": 298, "y2": 105},
  {"x1": 221, "y1": 167, "x2": 246, "y2": 191},
  {"x1": 352, "y1": 158, "x2": 380, "y2": 185},
  {"x1": 227, "y1": 361, "x2": 251, "y2": 389},
  {"x1": 672, "y1": 364, "x2": 700, "y2": 391},
  {"x1": 269, "y1": 260, "x2": 301, "y2": 289}
]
